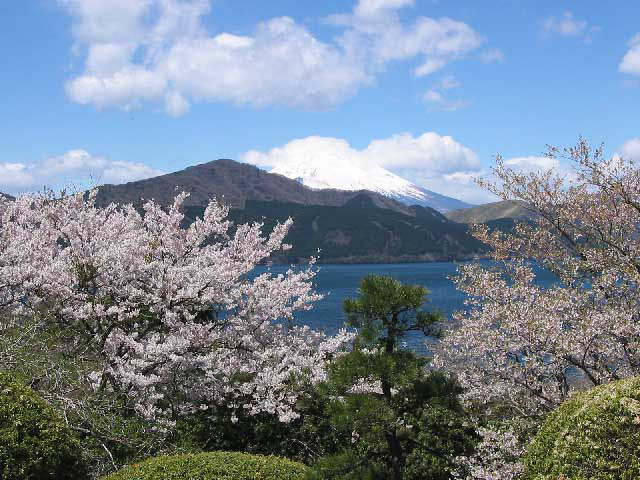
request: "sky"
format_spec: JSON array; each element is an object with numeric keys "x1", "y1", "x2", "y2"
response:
[{"x1": 0, "y1": 0, "x2": 639, "y2": 203}]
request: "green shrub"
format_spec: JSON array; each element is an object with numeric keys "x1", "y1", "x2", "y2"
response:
[
  {"x1": 524, "y1": 376, "x2": 640, "y2": 480},
  {"x1": 0, "y1": 372, "x2": 88, "y2": 479},
  {"x1": 176, "y1": 388, "x2": 345, "y2": 465},
  {"x1": 102, "y1": 451, "x2": 307, "y2": 480}
]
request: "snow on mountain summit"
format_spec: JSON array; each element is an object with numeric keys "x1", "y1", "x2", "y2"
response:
[
  {"x1": 271, "y1": 156, "x2": 429, "y2": 202},
  {"x1": 267, "y1": 142, "x2": 472, "y2": 212}
]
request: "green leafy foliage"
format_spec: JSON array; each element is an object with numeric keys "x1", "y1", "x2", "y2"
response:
[
  {"x1": 0, "y1": 372, "x2": 88, "y2": 480},
  {"x1": 176, "y1": 386, "x2": 346, "y2": 465},
  {"x1": 524, "y1": 376, "x2": 640, "y2": 480},
  {"x1": 101, "y1": 451, "x2": 307, "y2": 480},
  {"x1": 0, "y1": 316, "x2": 169, "y2": 479},
  {"x1": 311, "y1": 370, "x2": 475, "y2": 480},
  {"x1": 309, "y1": 276, "x2": 476, "y2": 480}
]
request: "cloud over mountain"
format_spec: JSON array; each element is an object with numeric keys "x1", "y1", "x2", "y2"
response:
[{"x1": 242, "y1": 132, "x2": 491, "y2": 203}]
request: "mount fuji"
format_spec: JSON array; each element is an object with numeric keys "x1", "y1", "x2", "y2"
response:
[{"x1": 269, "y1": 156, "x2": 473, "y2": 213}]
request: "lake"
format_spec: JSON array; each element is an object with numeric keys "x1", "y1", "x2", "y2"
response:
[{"x1": 256, "y1": 261, "x2": 558, "y2": 352}]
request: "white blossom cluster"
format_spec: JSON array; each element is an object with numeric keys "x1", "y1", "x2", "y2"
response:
[
  {"x1": 0, "y1": 190, "x2": 352, "y2": 422},
  {"x1": 435, "y1": 140, "x2": 640, "y2": 478},
  {"x1": 436, "y1": 141, "x2": 640, "y2": 415},
  {"x1": 453, "y1": 426, "x2": 526, "y2": 480}
]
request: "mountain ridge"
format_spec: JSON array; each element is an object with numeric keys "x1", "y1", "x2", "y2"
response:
[
  {"x1": 95, "y1": 159, "x2": 415, "y2": 216},
  {"x1": 185, "y1": 198, "x2": 487, "y2": 264},
  {"x1": 445, "y1": 200, "x2": 539, "y2": 224},
  {"x1": 3, "y1": 163, "x2": 496, "y2": 263},
  {"x1": 92, "y1": 158, "x2": 490, "y2": 263}
]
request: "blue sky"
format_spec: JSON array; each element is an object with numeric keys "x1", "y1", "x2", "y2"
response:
[{"x1": 1, "y1": 0, "x2": 639, "y2": 202}]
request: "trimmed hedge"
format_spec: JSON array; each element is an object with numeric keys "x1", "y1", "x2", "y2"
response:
[
  {"x1": 0, "y1": 372, "x2": 88, "y2": 479},
  {"x1": 102, "y1": 451, "x2": 307, "y2": 480},
  {"x1": 524, "y1": 376, "x2": 640, "y2": 480}
]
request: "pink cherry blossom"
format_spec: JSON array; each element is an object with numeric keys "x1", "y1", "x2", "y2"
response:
[
  {"x1": 0, "y1": 190, "x2": 352, "y2": 423},
  {"x1": 436, "y1": 139, "x2": 640, "y2": 478}
]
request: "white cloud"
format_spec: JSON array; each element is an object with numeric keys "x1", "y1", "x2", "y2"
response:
[
  {"x1": 158, "y1": 17, "x2": 370, "y2": 110},
  {"x1": 504, "y1": 155, "x2": 559, "y2": 172},
  {"x1": 102, "y1": 160, "x2": 163, "y2": 183},
  {"x1": 541, "y1": 12, "x2": 599, "y2": 42},
  {"x1": 68, "y1": 66, "x2": 168, "y2": 110},
  {"x1": 620, "y1": 33, "x2": 640, "y2": 77},
  {"x1": 502, "y1": 154, "x2": 578, "y2": 184},
  {"x1": 42, "y1": 148, "x2": 107, "y2": 173},
  {"x1": 0, "y1": 163, "x2": 35, "y2": 189},
  {"x1": 354, "y1": 0, "x2": 415, "y2": 17},
  {"x1": 619, "y1": 137, "x2": 640, "y2": 160},
  {"x1": 423, "y1": 75, "x2": 468, "y2": 111},
  {"x1": 424, "y1": 89, "x2": 468, "y2": 111},
  {"x1": 331, "y1": 2, "x2": 484, "y2": 76},
  {"x1": 241, "y1": 132, "x2": 490, "y2": 203},
  {"x1": 0, "y1": 150, "x2": 162, "y2": 195},
  {"x1": 242, "y1": 137, "x2": 354, "y2": 169},
  {"x1": 364, "y1": 132, "x2": 479, "y2": 170},
  {"x1": 61, "y1": 0, "x2": 486, "y2": 115},
  {"x1": 424, "y1": 89, "x2": 445, "y2": 103}
]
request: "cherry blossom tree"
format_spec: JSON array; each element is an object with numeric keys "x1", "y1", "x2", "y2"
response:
[
  {"x1": 452, "y1": 426, "x2": 526, "y2": 480},
  {"x1": 0, "y1": 190, "x2": 351, "y2": 426},
  {"x1": 436, "y1": 139, "x2": 640, "y2": 478}
]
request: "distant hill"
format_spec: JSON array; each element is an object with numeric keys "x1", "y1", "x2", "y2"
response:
[
  {"x1": 0, "y1": 192, "x2": 14, "y2": 201},
  {"x1": 96, "y1": 159, "x2": 413, "y2": 216},
  {"x1": 445, "y1": 200, "x2": 539, "y2": 224},
  {"x1": 2, "y1": 166, "x2": 491, "y2": 262},
  {"x1": 92, "y1": 159, "x2": 491, "y2": 263},
  {"x1": 184, "y1": 196, "x2": 488, "y2": 263}
]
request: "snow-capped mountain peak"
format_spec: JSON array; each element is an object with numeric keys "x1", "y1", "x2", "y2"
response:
[{"x1": 269, "y1": 152, "x2": 472, "y2": 212}]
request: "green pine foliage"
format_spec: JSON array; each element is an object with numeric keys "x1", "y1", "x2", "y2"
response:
[
  {"x1": 101, "y1": 451, "x2": 307, "y2": 480},
  {"x1": 309, "y1": 275, "x2": 476, "y2": 480},
  {"x1": 524, "y1": 376, "x2": 640, "y2": 480},
  {"x1": 0, "y1": 372, "x2": 88, "y2": 480}
]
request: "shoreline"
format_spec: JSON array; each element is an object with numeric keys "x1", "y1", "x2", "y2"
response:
[{"x1": 263, "y1": 253, "x2": 490, "y2": 266}]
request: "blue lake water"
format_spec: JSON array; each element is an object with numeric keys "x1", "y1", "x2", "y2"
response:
[{"x1": 256, "y1": 261, "x2": 558, "y2": 352}]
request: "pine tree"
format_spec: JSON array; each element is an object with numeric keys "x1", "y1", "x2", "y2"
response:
[{"x1": 311, "y1": 275, "x2": 475, "y2": 480}]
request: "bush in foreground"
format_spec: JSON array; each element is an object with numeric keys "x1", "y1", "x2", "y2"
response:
[
  {"x1": 102, "y1": 451, "x2": 307, "y2": 480},
  {"x1": 0, "y1": 372, "x2": 87, "y2": 480},
  {"x1": 524, "y1": 376, "x2": 640, "y2": 479}
]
